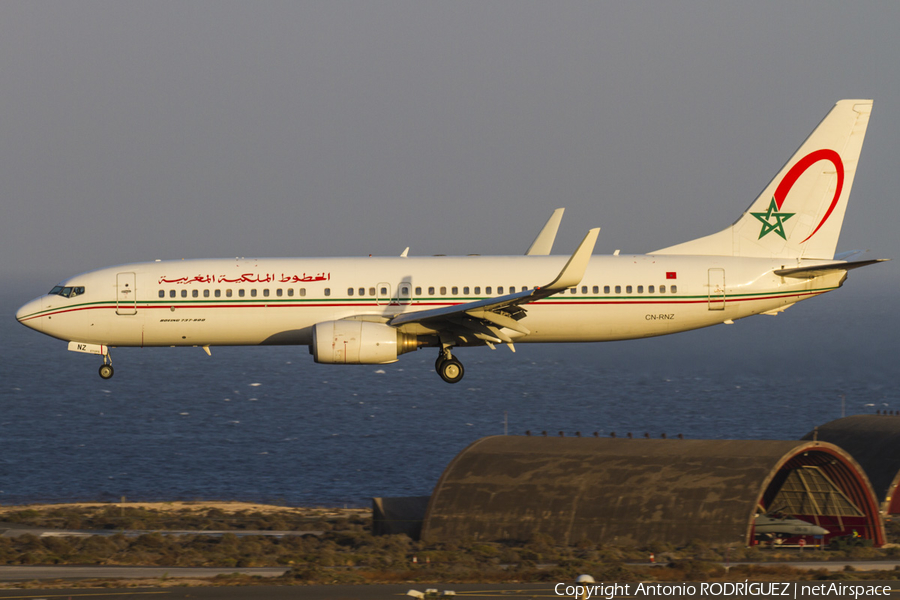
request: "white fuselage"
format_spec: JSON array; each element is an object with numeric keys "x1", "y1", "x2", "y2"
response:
[{"x1": 15, "y1": 254, "x2": 844, "y2": 349}]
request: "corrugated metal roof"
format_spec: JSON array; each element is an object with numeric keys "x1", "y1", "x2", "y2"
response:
[
  {"x1": 803, "y1": 414, "x2": 900, "y2": 513},
  {"x1": 421, "y1": 436, "x2": 883, "y2": 546}
]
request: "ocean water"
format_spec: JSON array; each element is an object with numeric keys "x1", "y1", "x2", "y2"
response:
[{"x1": 1, "y1": 279, "x2": 896, "y2": 507}]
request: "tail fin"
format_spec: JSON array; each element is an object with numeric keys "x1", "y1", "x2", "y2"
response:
[{"x1": 654, "y1": 100, "x2": 872, "y2": 259}]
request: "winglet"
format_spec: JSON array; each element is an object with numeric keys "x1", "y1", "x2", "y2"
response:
[
  {"x1": 525, "y1": 208, "x2": 565, "y2": 255},
  {"x1": 543, "y1": 228, "x2": 599, "y2": 290},
  {"x1": 400, "y1": 247, "x2": 409, "y2": 258}
]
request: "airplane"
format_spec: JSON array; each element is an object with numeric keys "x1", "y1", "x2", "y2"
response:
[
  {"x1": 16, "y1": 99, "x2": 887, "y2": 384},
  {"x1": 754, "y1": 513, "x2": 830, "y2": 539}
]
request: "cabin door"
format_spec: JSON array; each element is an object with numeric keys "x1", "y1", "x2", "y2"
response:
[
  {"x1": 116, "y1": 272, "x2": 137, "y2": 315},
  {"x1": 708, "y1": 268, "x2": 725, "y2": 311}
]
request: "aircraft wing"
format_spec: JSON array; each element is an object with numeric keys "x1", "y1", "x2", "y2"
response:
[
  {"x1": 525, "y1": 208, "x2": 565, "y2": 255},
  {"x1": 390, "y1": 228, "x2": 599, "y2": 344},
  {"x1": 774, "y1": 258, "x2": 888, "y2": 278}
]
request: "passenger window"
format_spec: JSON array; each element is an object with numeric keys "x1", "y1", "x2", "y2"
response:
[
  {"x1": 649, "y1": 285, "x2": 655, "y2": 293},
  {"x1": 277, "y1": 289, "x2": 283, "y2": 297},
  {"x1": 463, "y1": 286, "x2": 469, "y2": 295},
  {"x1": 369, "y1": 287, "x2": 376, "y2": 296},
  {"x1": 226, "y1": 289, "x2": 233, "y2": 297},
  {"x1": 451, "y1": 286, "x2": 458, "y2": 295},
  {"x1": 637, "y1": 285, "x2": 643, "y2": 294},
  {"x1": 287, "y1": 288, "x2": 294, "y2": 297},
  {"x1": 159, "y1": 290, "x2": 165, "y2": 298},
  {"x1": 401, "y1": 286, "x2": 409, "y2": 295},
  {"x1": 486, "y1": 286, "x2": 492, "y2": 295},
  {"x1": 570, "y1": 288, "x2": 576, "y2": 294},
  {"x1": 380, "y1": 286, "x2": 387, "y2": 295},
  {"x1": 671, "y1": 285, "x2": 678, "y2": 293},
  {"x1": 300, "y1": 288, "x2": 306, "y2": 297},
  {"x1": 593, "y1": 286, "x2": 599, "y2": 294},
  {"x1": 263, "y1": 289, "x2": 269, "y2": 297},
  {"x1": 626, "y1": 285, "x2": 632, "y2": 294},
  {"x1": 581, "y1": 286, "x2": 588, "y2": 294},
  {"x1": 415, "y1": 287, "x2": 422, "y2": 295},
  {"x1": 360, "y1": 287, "x2": 367, "y2": 296},
  {"x1": 474, "y1": 286, "x2": 481, "y2": 295},
  {"x1": 324, "y1": 288, "x2": 331, "y2": 296},
  {"x1": 440, "y1": 286, "x2": 446, "y2": 295},
  {"x1": 204, "y1": 290, "x2": 210, "y2": 298},
  {"x1": 215, "y1": 289, "x2": 221, "y2": 298},
  {"x1": 498, "y1": 286, "x2": 504, "y2": 294},
  {"x1": 347, "y1": 288, "x2": 354, "y2": 296},
  {"x1": 250, "y1": 289, "x2": 257, "y2": 297},
  {"x1": 169, "y1": 290, "x2": 176, "y2": 298},
  {"x1": 604, "y1": 285, "x2": 610, "y2": 294},
  {"x1": 615, "y1": 286, "x2": 621, "y2": 294},
  {"x1": 239, "y1": 289, "x2": 245, "y2": 297},
  {"x1": 660, "y1": 285, "x2": 666, "y2": 293},
  {"x1": 192, "y1": 290, "x2": 198, "y2": 298}
]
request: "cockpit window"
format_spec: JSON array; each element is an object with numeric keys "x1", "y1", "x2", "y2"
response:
[{"x1": 48, "y1": 286, "x2": 85, "y2": 298}]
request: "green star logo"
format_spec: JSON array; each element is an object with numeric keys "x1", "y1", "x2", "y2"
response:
[{"x1": 751, "y1": 198, "x2": 795, "y2": 240}]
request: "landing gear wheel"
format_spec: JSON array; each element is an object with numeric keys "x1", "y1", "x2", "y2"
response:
[
  {"x1": 99, "y1": 364, "x2": 114, "y2": 380},
  {"x1": 438, "y1": 357, "x2": 464, "y2": 384},
  {"x1": 435, "y1": 354, "x2": 447, "y2": 372}
]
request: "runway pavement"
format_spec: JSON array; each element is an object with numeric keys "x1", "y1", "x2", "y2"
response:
[
  {"x1": 1, "y1": 583, "x2": 900, "y2": 600},
  {"x1": 0, "y1": 565, "x2": 288, "y2": 581},
  {"x1": 0, "y1": 583, "x2": 551, "y2": 599}
]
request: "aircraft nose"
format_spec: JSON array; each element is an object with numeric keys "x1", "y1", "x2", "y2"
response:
[{"x1": 15, "y1": 296, "x2": 43, "y2": 332}]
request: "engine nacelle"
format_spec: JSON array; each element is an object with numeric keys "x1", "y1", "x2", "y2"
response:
[{"x1": 312, "y1": 320, "x2": 418, "y2": 364}]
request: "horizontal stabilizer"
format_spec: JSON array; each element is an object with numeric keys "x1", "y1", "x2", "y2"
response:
[
  {"x1": 774, "y1": 259, "x2": 888, "y2": 278},
  {"x1": 834, "y1": 249, "x2": 865, "y2": 261}
]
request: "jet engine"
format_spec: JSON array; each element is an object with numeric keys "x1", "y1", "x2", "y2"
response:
[{"x1": 312, "y1": 320, "x2": 418, "y2": 364}]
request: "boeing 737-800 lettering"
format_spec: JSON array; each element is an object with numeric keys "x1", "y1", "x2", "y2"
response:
[{"x1": 16, "y1": 100, "x2": 886, "y2": 383}]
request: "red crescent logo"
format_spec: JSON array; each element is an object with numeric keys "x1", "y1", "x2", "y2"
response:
[{"x1": 773, "y1": 149, "x2": 844, "y2": 243}]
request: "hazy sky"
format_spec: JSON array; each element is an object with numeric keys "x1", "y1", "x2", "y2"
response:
[{"x1": 2, "y1": 1, "x2": 897, "y2": 293}]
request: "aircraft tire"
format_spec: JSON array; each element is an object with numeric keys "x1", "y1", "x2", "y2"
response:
[
  {"x1": 438, "y1": 357, "x2": 464, "y2": 384},
  {"x1": 99, "y1": 364, "x2": 114, "y2": 379}
]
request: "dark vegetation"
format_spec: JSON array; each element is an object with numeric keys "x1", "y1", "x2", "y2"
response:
[
  {"x1": 1, "y1": 505, "x2": 331, "y2": 532},
  {"x1": 1, "y1": 505, "x2": 900, "y2": 585}
]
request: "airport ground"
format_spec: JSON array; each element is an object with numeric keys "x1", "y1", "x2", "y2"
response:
[{"x1": 0, "y1": 502, "x2": 899, "y2": 594}]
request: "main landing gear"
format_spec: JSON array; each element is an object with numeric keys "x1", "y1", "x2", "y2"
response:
[{"x1": 435, "y1": 349, "x2": 464, "y2": 384}]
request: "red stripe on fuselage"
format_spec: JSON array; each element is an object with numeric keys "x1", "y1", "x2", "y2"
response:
[{"x1": 20, "y1": 289, "x2": 828, "y2": 322}]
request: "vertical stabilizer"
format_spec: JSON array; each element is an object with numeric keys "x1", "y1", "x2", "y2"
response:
[{"x1": 654, "y1": 100, "x2": 872, "y2": 259}]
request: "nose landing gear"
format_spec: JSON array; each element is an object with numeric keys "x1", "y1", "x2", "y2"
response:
[
  {"x1": 98, "y1": 352, "x2": 114, "y2": 380},
  {"x1": 435, "y1": 349, "x2": 464, "y2": 384}
]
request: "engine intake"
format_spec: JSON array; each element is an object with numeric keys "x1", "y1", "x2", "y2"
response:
[{"x1": 312, "y1": 321, "x2": 418, "y2": 364}]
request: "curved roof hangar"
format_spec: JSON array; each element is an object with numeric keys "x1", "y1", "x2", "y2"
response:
[{"x1": 421, "y1": 436, "x2": 884, "y2": 547}]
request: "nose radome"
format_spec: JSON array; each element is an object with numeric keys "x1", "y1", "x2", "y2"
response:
[{"x1": 16, "y1": 297, "x2": 43, "y2": 332}]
